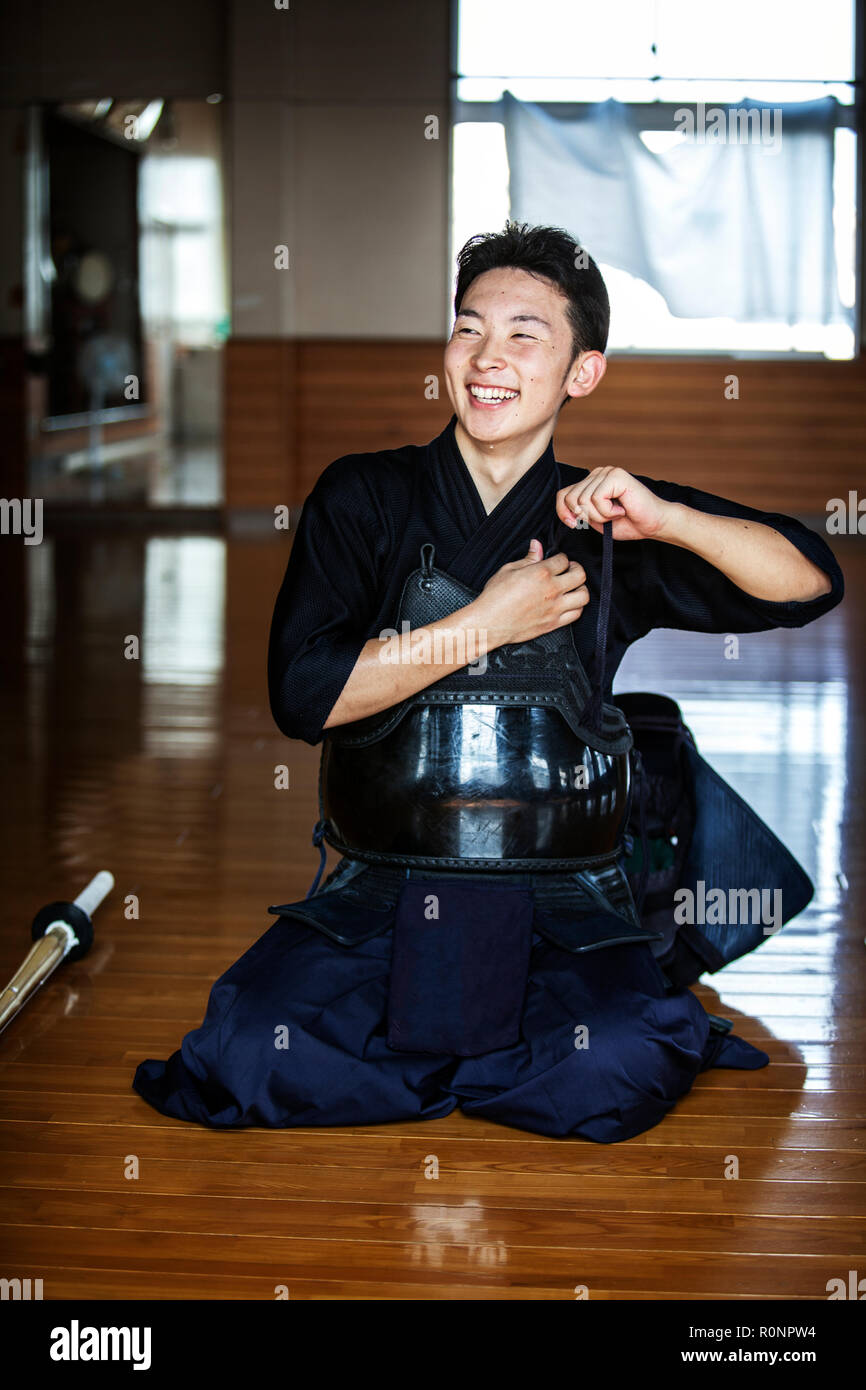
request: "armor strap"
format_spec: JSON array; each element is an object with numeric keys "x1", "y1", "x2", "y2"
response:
[
  {"x1": 631, "y1": 747, "x2": 650, "y2": 912},
  {"x1": 580, "y1": 519, "x2": 614, "y2": 732},
  {"x1": 306, "y1": 819, "x2": 328, "y2": 900}
]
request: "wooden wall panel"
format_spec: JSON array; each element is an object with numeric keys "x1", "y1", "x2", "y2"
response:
[
  {"x1": 294, "y1": 341, "x2": 451, "y2": 500},
  {"x1": 224, "y1": 340, "x2": 866, "y2": 514},
  {"x1": 223, "y1": 339, "x2": 298, "y2": 509},
  {"x1": 569, "y1": 356, "x2": 866, "y2": 510}
]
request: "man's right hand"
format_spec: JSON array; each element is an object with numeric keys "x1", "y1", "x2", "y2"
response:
[
  {"x1": 472, "y1": 540, "x2": 589, "y2": 647},
  {"x1": 324, "y1": 541, "x2": 588, "y2": 729}
]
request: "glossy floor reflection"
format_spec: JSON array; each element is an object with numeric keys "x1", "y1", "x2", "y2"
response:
[
  {"x1": 30, "y1": 440, "x2": 223, "y2": 508},
  {"x1": 0, "y1": 527, "x2": 863, "y2": 1300}
]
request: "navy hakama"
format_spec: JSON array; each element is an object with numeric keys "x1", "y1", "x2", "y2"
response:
[{"x1": 133, "y1": 873, "x2": 767, "y2": 1144}]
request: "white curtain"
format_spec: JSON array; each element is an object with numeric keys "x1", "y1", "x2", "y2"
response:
[{"x1": 503, "y1": 92, "x2": 849, "y2": 325}]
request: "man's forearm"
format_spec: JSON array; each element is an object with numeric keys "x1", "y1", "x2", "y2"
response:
[
  {"x1": 323, "y1": 601, "x2": 491, "y2": 729},
  {"x1": 655, "y1": 503, "x2": 832, "y2": 602}
]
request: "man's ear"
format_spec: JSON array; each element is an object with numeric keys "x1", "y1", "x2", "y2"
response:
[{"x1": 565, "y1": 350, "x2": 607, "y2": 402}]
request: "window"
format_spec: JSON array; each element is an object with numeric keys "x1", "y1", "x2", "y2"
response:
[
  {"x1": 139, "y1": 153, "x2": 226, "y2": 346},
  {"x1": 451, "y1": 0, "x2": 857, "y2": 357}
]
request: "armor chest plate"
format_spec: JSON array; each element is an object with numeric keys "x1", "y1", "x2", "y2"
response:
[{"x1": 319, "y1": 540, "x2": 633, "y2": 871}]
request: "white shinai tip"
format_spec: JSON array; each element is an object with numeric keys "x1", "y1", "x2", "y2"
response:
[{"x1": 73, "y1": 870, "x2": 115, "y2": 918}]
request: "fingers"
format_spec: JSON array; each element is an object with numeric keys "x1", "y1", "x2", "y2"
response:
[
  {"x1": 557, "y1": 590, "x2": 590, "y2": 625},
  {"x1": 554, "y1": 570, "x2": 590, "y2": 620},
  {"x1": 573, "y1": 469, "x2": 630, "y2": 526},
  {"x1": 565, "y1": 580, "x2": 590, "y2": 606},
  {"x1": 557, "y1": 607, "x2": 585, "y2": 625},
  {"x1": 584, "y1": 488, "x2": 626, "y2": 527},
  {"x1": 563, "y1": 583, "x2": 590, "y2": 607},
  {"x1": 547, "y1": 557, "x2": 587, "y2": 590},
  {"x1": 542, "y1": 550, "x2": 572, "y2": 575},
  {"x1": 556, "y1": 489, "x2": 581, "y2": 527},
  {"x1": 508, "y1": 538, "x2": 545, "y2": 569}
]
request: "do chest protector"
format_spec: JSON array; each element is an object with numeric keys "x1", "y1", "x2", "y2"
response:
[{"x1": 317, "y1": 523, "x2": 634, "y2": 872}]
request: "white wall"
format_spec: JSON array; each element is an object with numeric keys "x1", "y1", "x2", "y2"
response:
[{"x1": 226, "y1": 0, "x2": 451, "y2": 339}]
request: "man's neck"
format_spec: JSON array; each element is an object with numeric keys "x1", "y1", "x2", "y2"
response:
[{"x1": 454, "y1": 419, "x2": 555, "y2": 514}]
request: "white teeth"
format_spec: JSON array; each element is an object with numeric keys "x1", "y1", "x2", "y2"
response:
[{"x1": 469, "y1": 385, "x2": 519, "y2": 401}]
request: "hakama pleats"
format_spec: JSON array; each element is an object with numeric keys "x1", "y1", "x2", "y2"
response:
[{"x1": 134, "y1": 890, "x2": 767, "y2": 1144}]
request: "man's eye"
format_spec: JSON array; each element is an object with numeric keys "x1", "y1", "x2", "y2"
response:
[{"x1": 514, "y1": 333, "x2": 536, "y2": 340}]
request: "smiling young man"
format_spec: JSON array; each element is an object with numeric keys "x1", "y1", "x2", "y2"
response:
[{"x1": 134, "y1": 223, "x2": 843, "y2": 1142}]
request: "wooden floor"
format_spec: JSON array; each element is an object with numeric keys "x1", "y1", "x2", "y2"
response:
[{"x1": 0, "y1": 524, "x2": 864, "y2": 1300}]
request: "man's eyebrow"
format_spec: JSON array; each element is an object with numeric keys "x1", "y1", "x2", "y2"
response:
[
  {"x1": 455, "y1": 308, "x2": 553, "y2": 329},
  {"x1": 512, "y1": 313, "x2": 552, "y2": 329}
]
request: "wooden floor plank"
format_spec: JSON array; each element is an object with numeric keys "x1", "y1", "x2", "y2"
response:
[
  {"x1": 0, "y1": 1123, "x2": 863, "y2": 1178},
  {"x1": 0, "y1": 1226, "x2": 856, "y2": 1298},
  {"x1": 2, "y1": 1181, "x2": 865, "y2": 1242}
]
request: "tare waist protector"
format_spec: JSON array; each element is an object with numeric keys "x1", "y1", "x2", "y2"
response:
[{"x1": 319, "y1": 530, "x2": 634, "y2": 871}]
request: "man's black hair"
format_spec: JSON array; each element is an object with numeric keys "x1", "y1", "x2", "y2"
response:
[{"x1": 453, "y1": 221, "x2": 610, "y2": 361}]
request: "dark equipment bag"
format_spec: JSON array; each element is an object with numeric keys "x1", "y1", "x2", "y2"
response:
[{"x1": 615, "y1": 691, "x2": 814, "y2": 988}]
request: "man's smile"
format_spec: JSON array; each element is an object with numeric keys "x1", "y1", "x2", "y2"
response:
[{"x1": 467, "y1": 381, "x2": 520, "y2": 408}]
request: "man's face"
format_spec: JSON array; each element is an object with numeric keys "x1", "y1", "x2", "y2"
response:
[{"x1": 443, "y1": 266, "x2": 602, "y2": 448}]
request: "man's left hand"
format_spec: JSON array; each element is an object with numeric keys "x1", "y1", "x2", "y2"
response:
[{"x1": 556, "y1": 466, "x2": 669, "y2": 541}]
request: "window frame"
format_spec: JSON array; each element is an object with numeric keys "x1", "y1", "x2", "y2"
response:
[{"x1": 448, "y1": 1, "x2": 864, "y2": 361}]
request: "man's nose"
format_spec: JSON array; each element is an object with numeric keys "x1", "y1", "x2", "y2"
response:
[{"x1": 471, "y1": 338, "x2": 508, "y2": 369}]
